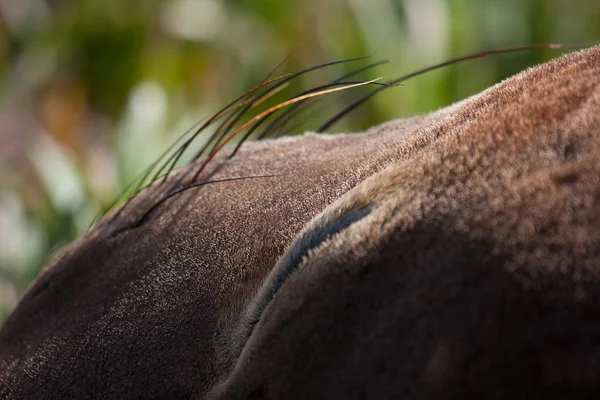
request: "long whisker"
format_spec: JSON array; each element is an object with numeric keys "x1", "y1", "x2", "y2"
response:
[
  {"x1": 158, "y1": 73, "x2": 293, "y2": 184},
  {"x1": 100, "y1": 119, "x2": 205, "y2": 224},
  {"x1": 111, "y1": 58, "x2": 378, "y2": 225},
  {"x1": 255, "y1": 59, "x2": 391, "y2": 141},
  {"x1": 200, "y1": 82, "x2": 292, "y2": 162},
  {"x1": 99, "y1": 74, "x2": 291, "y2": 222},
  {"x1": 231, "y1": 81, "x2": 367, "y2": 160},
  {"x1": 171, "y1": 56, "x2": 375, "y2": 177},
  {"x1": 317, "y1": 42, "x2": 593, "y2": 132},
  {"x1": 255, "y1": 100, "x2": 316, "y2": 141},
  {"x1": 133, "y1": 118, "x2": 206, "y2": 194},
  {"x1": 190, "y1": 56, "x2": 378, "y2": 160},
  {"x1": 191, "y1": 78, "x2": 384, "y2": 182},
  {"x1": 102, "y1": 42, "x2": 598, "y2": 227}
]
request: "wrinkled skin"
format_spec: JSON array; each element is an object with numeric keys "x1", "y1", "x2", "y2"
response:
[{"x1": 1, "y1": 46, "x2": 600, "y2": 399}]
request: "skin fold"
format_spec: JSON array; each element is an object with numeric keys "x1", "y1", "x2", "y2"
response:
[{"x1": 1, "y1": 46, "x2": 600, "y2": 399}]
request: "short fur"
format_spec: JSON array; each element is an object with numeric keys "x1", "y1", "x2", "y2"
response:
[{"x1": 1, "y1": 46, "x2": 600, "y2": 399}]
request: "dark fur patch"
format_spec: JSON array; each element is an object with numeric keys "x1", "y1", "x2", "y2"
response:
[{"x1": 267, "y1": 205, "x2": 373, "y2": 306}]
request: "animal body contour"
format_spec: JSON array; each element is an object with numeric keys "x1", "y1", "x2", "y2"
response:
[{"x1": 1, "y1": 46, "x2": 600, "y2": 399}]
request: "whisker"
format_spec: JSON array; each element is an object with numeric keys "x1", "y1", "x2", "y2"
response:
[
  {"x1": 100, "y1": 119, "x2": 204, "y2": 224},
  {"x1": 255, "y1": 59, "x2": 390, "y2": 141},
  {"x1": 191, "y1": 78, "x2": 383, "y2": 182},
  {"x1": 317, "y1": 42, "x2": 593, "y2": 132},
  {"x1": 255, "y1": 100, "x2": 316, "y2": 141},
  {"x1": 199, "y1": 82, "x2": 292, "y2": 163},
  {"x1": 159, "y1": 73, "x2": 293, "y2": 184},
  {"x1": 168, "y1": 56, "x2": 375, "y2": 182}
]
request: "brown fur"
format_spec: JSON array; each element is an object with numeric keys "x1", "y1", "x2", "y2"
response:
[{"x1": 1, "y1": 46, "x2": 600, "y2": 399}]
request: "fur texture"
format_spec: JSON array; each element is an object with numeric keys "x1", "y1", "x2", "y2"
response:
[{"x1": 1, "y1": 46, "x2": 600, "y2": 399}]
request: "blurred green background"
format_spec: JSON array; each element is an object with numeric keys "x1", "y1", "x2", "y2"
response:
[{"x1": 0, "y1": 0, "x2": 599, "y2": 320}]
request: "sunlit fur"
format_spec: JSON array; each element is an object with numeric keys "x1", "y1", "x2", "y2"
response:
[{"x1": 1, "y1": 46, "x2": 600, "y2": 399}]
